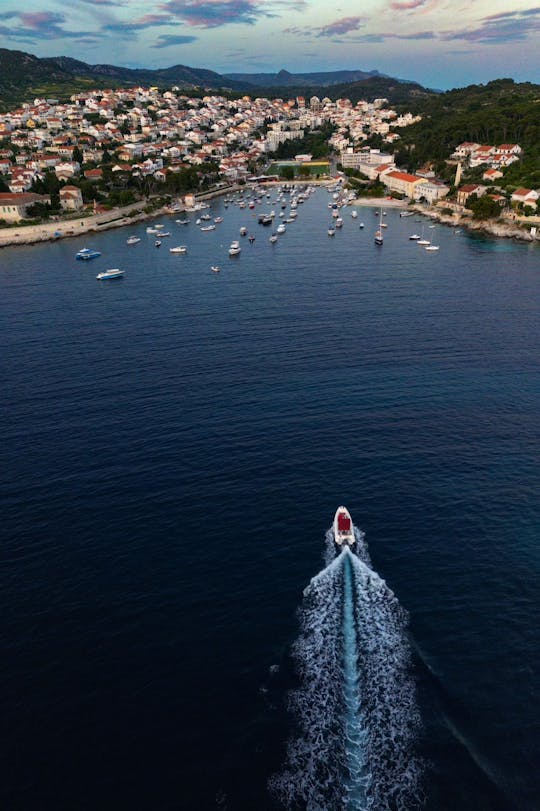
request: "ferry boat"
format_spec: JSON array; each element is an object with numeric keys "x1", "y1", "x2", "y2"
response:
[
  {"x1": 97, "y1": 268, "x2": 124, "y2": 280},
  {"x1": 333, "y1": 506, "x2": 355, "y2": 547},
  {"x1": 76, "y1": 248, "x2": 101, "y2": 260}
]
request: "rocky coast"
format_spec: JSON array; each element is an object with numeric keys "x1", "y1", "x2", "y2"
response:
[{"x1": 351, "y1": 196, "x2": 540, "y2": 243}]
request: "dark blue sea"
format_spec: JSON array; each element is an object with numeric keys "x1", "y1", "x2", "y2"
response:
[{"x1": 2, "y1": 190, "x2": 539, "y2": 811}]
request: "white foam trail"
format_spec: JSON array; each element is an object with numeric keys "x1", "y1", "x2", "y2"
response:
[{"x1": 271, "y1": 526, "x2": 423, "y2": 810}]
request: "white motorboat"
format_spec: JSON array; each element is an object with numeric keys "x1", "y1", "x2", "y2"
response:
[
  {"x1": 229, "y1": 241, "x2": 241, "y2": 256},
  {"x1": 409, "y1": 234, "x2": 420, "y2": 240},
  {"x1": 351, "y1": 210, "x2": 358, "y2": 218},
  {"x1": 211, "y1": 265, "x2": 221, "y2": 272},
  {"x1": 97, "y1": 268, "x2": 124, "y2": 280},
  {"x1": 239, "y1": 226, "x2": 248, "y2": 235},
  {"x1": 328, "y1": 227, "x2": 336, "y2": 236},
  {"x1": 170, "y1": 245, "x2": 187, "y2": 253},
  {"x1": 176, "y1": 219, "x2": 190, "y2": 225},
  {"x1": 126, "y1": 236, "x2": 141, "y2": 245},
  {"x1": 359, "y1": 222, "x2": 364, "y2": 229},
  {"x1": 425, "y1": 245, "x2": 440, "y2": 251},
  {"x1": 276, "y1": 223, "x2": 286, "y2": 233},
  {"x1": 333, "y1": 506, "x2": 355, "y2": 547},
  {"x1": 269, "y1": 233, "x2": 278, "y2": 243},
  {"x1": 155, "y1": 240, "x2": 162, "y2": 247},
  {"x1": 201, "y1": 224, "x2": 216, "y2": 231},
  {"x1": 335, "y1": 217, "x2": 343, "y2": 228}
]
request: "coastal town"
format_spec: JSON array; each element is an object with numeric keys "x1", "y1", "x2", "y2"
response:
[{"x1": 0, "y1": 85, "x2": 537, "y2": 242}]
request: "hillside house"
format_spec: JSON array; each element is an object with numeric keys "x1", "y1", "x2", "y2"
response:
[
  {"x1": 457, "y1": 184, "x2": 486, "y2": 206},
  {"x1": 60, "y1": 185, "x2": 83, "y2": 210},
  {"x1": 0, "y1": 192, "x2": 51, "y2": 221}
]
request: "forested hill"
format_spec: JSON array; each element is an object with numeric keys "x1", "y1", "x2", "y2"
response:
[
  {"x1": 394, "y1": 79, "x2": 540, "y2": 167},
  {"x1": 0, "y1": 48, "x2": 248, "y2": 111},
  {"x1": 264, "y1": 75, "x2": 435, "y2": 106}
]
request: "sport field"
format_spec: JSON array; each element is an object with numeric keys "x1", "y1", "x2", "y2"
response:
[{"x1": 268, "y1": 161, "x2": 330, "y2": 177}]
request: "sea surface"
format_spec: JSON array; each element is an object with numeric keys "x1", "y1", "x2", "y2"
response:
[{"x1": 2, "y1": 189, "x2": 539, "y2": 810}]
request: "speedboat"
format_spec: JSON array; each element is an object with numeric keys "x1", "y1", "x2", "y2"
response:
[
  {"x1": 126, "y1": 236, "x2": 140, "y2": 245},
  {"x1": 240, "y1": 226, "x2": 248, "y2": 236},
  {"x1": 409, "y1": 234, "x2": 420, "y2": 240},
  {"x1": 425, "y1": 245, "x2": 440, "y2": 251},
  {"x1": 211, "y1": 265, "x2": 221, "y2": 272},
  {"x1": 328, "y1": 227, "x2": 336, "y2": 236},
  {"x1": 229, "y1": 241, "x2": 241, "y2": 256},
  {"x1": 269, "y1": 233, "x2": 278, "y2": 243},
  {"x1": 201, "y1": 224, "x2": 216, "y2": 231},
  {"x1": 176, "y1": 219, "x2": 190, "y2": 225},
  {"x1": 76, "y1": 247, "x2": 101, "y2": 260},
  {"x1": 170, "y1": 245, "x2": 187, "y2": 253},
  {"x1": 248, "y1": 234, "x2": 255, "y2": 243},
  {"x1": 333, "y1": 506, "x2": 355, "y2": 547},
  {"x1": 276, "y1": 223, "x2": 286, "y2": 233},
  {"x1": 97, "y1": 268, "x2": 124, "y2": 280},
  {"x1": 155, "y1": 240, "x2": 162, "y2": 247}
]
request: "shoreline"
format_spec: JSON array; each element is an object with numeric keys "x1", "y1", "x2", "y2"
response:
[
  {"x1": 350, "y1": 196, "x2": 540, "y2": 243},
  {"x1": 0, "y1": 184, "x2": 244, "y2": 249},
  {"x1": 1, "y1": 182, "x2": 538, "y2": 247},
  {"x1": 0, "y1": 179, "x2": 335, "y2": 248}
]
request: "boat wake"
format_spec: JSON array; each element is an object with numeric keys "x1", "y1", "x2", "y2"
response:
[{"x1": 271, "y1": 526, "x2": 423, "y2": 810}]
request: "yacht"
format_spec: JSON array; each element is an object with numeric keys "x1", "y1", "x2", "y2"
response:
[
  {"x1": 97, "y1": 268, "x2": 124, "y2": 280},
  {"x1": 333, "y1": 506, "x2": 355, "y2": 547}
]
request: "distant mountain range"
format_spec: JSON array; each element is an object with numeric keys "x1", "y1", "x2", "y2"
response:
[
  {"x1": 0, "y1": 47, "x2": 432, "y2": 112},
  {"x1": 224, "y1": 68, "x2": 387, "y2": 88}
]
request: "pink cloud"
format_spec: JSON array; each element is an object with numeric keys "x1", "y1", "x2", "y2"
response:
[
  {"x1": 158, "y1": 0, "x2": 269, "y2": 28},
  {"x1": 390, "y1": 0, "x2": 426, "y2": 9},
  {"x1": 19, "y1": 11, "x2": 64, "y2": 29},
  {"x1": 317, "y1": 16, "x2": 365, "y2": 37}
]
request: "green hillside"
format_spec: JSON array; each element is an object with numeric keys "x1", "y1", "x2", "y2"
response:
[
  {"x1": 393, "y1": 79, "x2": 540, "y2": 189},
  {"x1": 0, "y1": 48, "x2": 247, "y2": 112}
]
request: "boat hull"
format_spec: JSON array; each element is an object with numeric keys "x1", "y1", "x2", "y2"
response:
[{"x1": 333, "y1": 506, "x2": 355, "y2": 546}]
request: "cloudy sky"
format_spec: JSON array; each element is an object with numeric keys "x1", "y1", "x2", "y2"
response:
[{"x1": 0, "y1": 0, "x2": 539, "y2": 89}]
